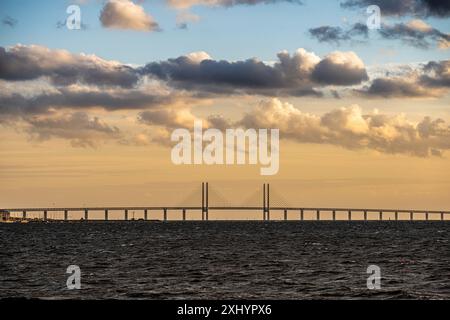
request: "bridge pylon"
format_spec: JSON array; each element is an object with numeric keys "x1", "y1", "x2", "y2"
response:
[
  {"x1": 202, "y1": 182, "x2": 209, "y2": 221},
  {"x1": 263, "y1": 183, "x2": 270, "y2": 220}
]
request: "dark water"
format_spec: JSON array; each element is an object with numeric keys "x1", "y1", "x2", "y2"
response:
[{"x1": 1, "y1": 221, "x2": 449, "y2": 299}]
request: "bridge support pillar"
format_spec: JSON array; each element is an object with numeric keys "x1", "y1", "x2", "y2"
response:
[
  {"x1": 395, "y1": 211, "x2": 398, "y2": 221},
  {"x1": 426, "y1": 212, "x2": 429, "y2": 221},
  {"x1": 201, "y1": 182, "x2": 209, "y2": 221},
  {"x1": 410, "y1": 212, "x2": 413, "y2": 221},
  {"x1": 348, "y1": 210, "x2": 352, "y2": 221},
  {"x1": 105, "y1": 209, "x2": 108, "y2": 221},
  {"x1": 379, "y1": 211, "x2": 382, "y2": 221},
  {"x1": 22, "y1": 210, "x2": 26, "y2": 219},
  {"x1": 300, "y1": 209, "x2": 303, "y2": 221},
  {"x1": 316, "y1": 210, "x2": 319, "y2": 221},
  {"x1": 332, "y1": 210, "x2": 336, "y2": 221},
  {"x1": 363, "y1": 211, "x2": 367, "y2": 221},
  {"x1": 284, "y1": 209, "x2": 287, "y2": 221},
  {"x1": 267, "y1": 184, "x2": 270, "y2": 221},
  {"x1": 125, "y1": 209, "x2": 128, "y2": 221},
  {"x1": 183, "y1": 209, "x2": 186, "y2": 221},
  {"x1": 262, "y1": 184, "x2": 266, "y2": 221},
  {"x1": 64, "y1": 210, "x2": 68, "y2": 221},
  {"x1": 441, "y1": 212, "x2": 444, "y2": 221},
  {"x1": 84, "y1": 209, "x2": 88, "y2": 221},
  {"x1": 164, "y1": 208, "x2": 167, "y2": 221},
  {"x1": 144, "y1": 209, "x2": 148, "y2": 221},
  {"x1": 43, "y1": 210, "x2": 47, "y2": 221}
]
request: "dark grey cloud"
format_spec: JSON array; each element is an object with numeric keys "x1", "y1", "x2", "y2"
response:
[
  {"x1": 309, "y1": 20, "x2": 449, "y2": 49},
  {"x1": 309, "y1": 23, "x2": 368, "y2": 44},
  {"x1": 420, "y1": 60, "x2": 450, "y2": 87},
  {"x1": 140, "y1": 49, "x2": 368, "y2": 95},
  {"x1": 0, "y1": 45, "x2": 370, "y2": 101},
  {"x1": 0, "y1": 87, "x2": 178, "y2": 121},
  {"x1": 379, "y1": 21, "x2": 450, "y2": 49},
  {"x1": 141, "y1": 55, "x2": 315, "y2": 96},
  {"x1": 357, "y1": 60, "x2": 450, "y2": 97},
  {"x1": 0, "y1": 44, "x2": 372, "y2": 124},
  {"x1": 0, "y1": 45, "x2": 139, "y2": 88},
  {"x1": 357, "y1": 77, "x2": 431, "y2": 97},
  {"x1": 422, "y1": 0, "x2": 450, "y2": 17},
  {"x1": 311, "y1": 52, "x2": 368, "y2": 85},
  {"x1": 341, "y1": 0, "x2": 450, "y2": 17},
  {"x1": 2, "y1": 16, "x2": 17, "y2": 28}
]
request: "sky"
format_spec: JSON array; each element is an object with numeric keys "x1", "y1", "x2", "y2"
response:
[{"x1": 0, "y1": 0, "x2": 449, "y2": 218}]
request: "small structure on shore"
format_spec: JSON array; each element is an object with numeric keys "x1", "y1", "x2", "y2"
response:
[{"x1": 0, "y1": 210, "x2": 11, "y2": 222}]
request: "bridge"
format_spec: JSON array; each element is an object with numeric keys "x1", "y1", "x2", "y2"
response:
[{"x1": 2, "y1": 182, "x2": 449, "y2": 222}]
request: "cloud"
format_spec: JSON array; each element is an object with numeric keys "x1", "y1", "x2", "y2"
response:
[
  {"x1": 56, "y1": 19, "x2": 88, "y2": 30},
  {"x1": 358, "y1": 60, "x2": 450, "y2": 97},
  {"x1": 166, "y1": 0, "x2": 302, "y2": 9},
  {"x1": 0, "y1": 45, "x2": 139, "y2": 87},
  {"x1": 341, "y1": 0, "x2": 450, "y2": 18},
  {"x1": 357, "y1": 77, "x2": 438, "y2": 97},
  {"x1": 1, "y1": 45, "x2": 369, "y2": 98},
  {"x1": 420, "y1": 60, "x2": 450, "y2": 87},
  {"x1": 309, "y1": 20, "x2": 449, "y2": 49},
  {"x1": 0, "y1": 84, "x2": 183, "y2": 121},
  {"x1": 168, "y1": 0, "x2": 302, "y2": 29},
  {"x1": 140, "y1": 48, "x2": 368, "y2": 96},
  {"x1": 311, "y1": 51, "x2": 368, "y2": 85},
  {"x1": 2, "y1": 43, "x2": 448, "y2": 108},
  {"x1": 135, "y1": 98, "x2": 450, "y2": 157},
  {"x1": 176, "y1": 11, "x2": 200, "y2": 29},
  {"x1": 25, "y1": 111, "x2": 123, "y2": 148},
  {"x1": 138, "y1": 107, "x2": 197, "y2": 129},
  {"x1": 309, "y1": 23, "x2": 368, "y2": 45},
  {"x1": 133, "y1": 106, "x2": 202, "y2": 145},
  {"x1": 100, "y1": 0, "x2": 160, "y2": 31},
  {"x1": 2, "y1": 16, "x2": 18, "y2": 28},
  {"x1": 379, "y1": 20, "x2": 450, "y2": 49},
  {"x1": 238, "y1": 98, "x2": 450, "y2": 157}
]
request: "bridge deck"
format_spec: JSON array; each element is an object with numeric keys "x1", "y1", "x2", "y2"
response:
[
  {"x1": 2, "y1": 206, "x2": 450, "y2": 214},
  {"x1": 1, "y1": 206, "x2": 449, "y2": 222},
  {"x1": 2, "y1": 183, "x2": 449, "y2": 221}
]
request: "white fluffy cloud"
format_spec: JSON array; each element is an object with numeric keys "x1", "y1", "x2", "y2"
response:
[
  {"x1": 238, "y1": 98, "x2": 450, "y2": 157},
  {"x1": 133, "y1": 98, "x2": 450, "y2": 157},
  {"x1": 100, "y1": 0, "x2": 159, "y2": 31}
]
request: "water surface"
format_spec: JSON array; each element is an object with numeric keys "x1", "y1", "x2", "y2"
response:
[{"x1": 1, "y1": 221, "x2": 449, "y2": 299}]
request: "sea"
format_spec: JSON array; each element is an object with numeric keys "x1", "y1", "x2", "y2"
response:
[{"x1": 1, "y1": 221, "x2": 449, "y2": 299}]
